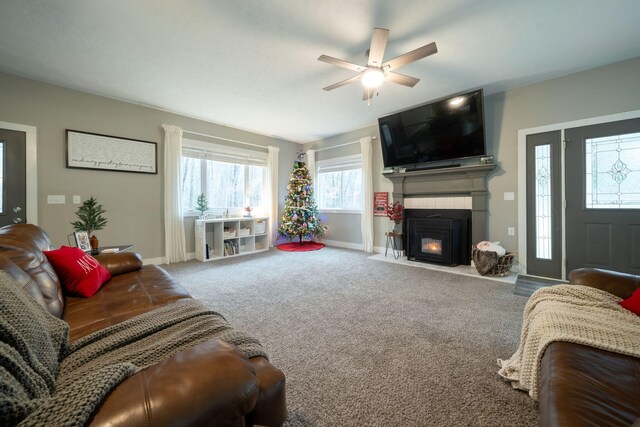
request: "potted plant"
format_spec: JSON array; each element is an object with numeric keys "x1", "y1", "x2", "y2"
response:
[{"x1": 70, "y1": 196, "x2": 108, "y2": 255}]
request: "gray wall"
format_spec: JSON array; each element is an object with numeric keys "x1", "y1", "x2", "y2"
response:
[
  {"x1": 2, "y1": 56, "x2": 638, "y2": 260},
  {"x1": 0, "y1": 72, "x2": 299, "y2": 260},
  {"x1": 308, "y1": 125, "x2": 391, "y2": 249},
  {"x1": 308, "y1": 56, "x2": 640, "y2": 256}
]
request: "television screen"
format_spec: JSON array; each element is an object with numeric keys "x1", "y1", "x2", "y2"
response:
[{"x1": 378, "y1": 89, "x2": 486, "y2": 168}]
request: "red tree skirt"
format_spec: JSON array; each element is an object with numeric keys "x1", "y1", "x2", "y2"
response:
[{"x1": 277, "y1": 241, "x2": 325, "y2": 252}]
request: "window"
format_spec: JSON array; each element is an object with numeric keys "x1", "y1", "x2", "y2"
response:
[
  {"x1": 316, "y1": 154, "x2": 362, "y2": 211},
  {"x1": 181, "y1": 140, "x2": 267, "y2": 214},
  {"x1": 585, "y1": 132, "x2": 640, "y2": 209},
  {"x1": 534, "y1": 144, "x2": 552, "y2": 259}
]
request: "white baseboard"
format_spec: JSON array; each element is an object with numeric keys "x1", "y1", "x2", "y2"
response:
[
  {"x1": 316, "y1": 241, "x2": 401, "y2": 255},
  {"x1": 321, "y1": 239, "x2": 364, "y2": 251},
  {"x1": 143, "y1": 252, "x2": 195, "y2": 266},
  {"x1": 372, "y1": 245, "x2": 405, "y2": 256}
]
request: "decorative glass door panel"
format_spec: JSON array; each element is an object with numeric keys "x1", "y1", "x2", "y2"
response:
[
  {"x1": 526, "y1": 131, "x2": 562, "y2": 279},
  {"x1": 585, "y1": 132, "x2": 640, "y2": 209},
  {"x1": 534, "y1": 144, "x2": 552, "y2": 259}
]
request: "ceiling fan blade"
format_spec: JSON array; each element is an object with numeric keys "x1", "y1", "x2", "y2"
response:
[
  {"x1": 363, "y1": 88, "x2": 374, "y2": 101},
  {"x1": 386, "y1": 72, "x2": 420, "y2": 87},
  {"x1": 382, "y1": 42, "x2": 437, "y2": 71},
  {"x1": 367, "y1": 28, "x2": 389, "y2": 67},
  {"x1": 323, "y1": 74, "x2": 362, "y2": 91},
  {"x1": 318, "y1": 55, "x2": 366, "y2": 73}
]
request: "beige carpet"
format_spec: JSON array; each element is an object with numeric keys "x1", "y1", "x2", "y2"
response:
[{"x1": 162, "y1": 247, "x2": 537, "y2": 426}]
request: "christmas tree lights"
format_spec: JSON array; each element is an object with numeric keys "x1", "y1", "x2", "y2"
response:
[{"x1": 278, "y1": 151, "x2": 325, "y2": 244}]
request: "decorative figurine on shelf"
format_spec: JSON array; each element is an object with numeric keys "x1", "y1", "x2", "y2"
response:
[
  {"x1": 244, "y1": 206, "x2": 253, "y2": 218},
  {"x1": 195, "y1": 193, "x2": 209, "y2": 219},
  {"x1": 70, "y1": 196, "x2": 108, "y2": 256}
]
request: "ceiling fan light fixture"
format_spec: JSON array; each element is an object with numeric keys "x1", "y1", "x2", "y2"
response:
[{"x1": 362, "y1": 68, "x2": 385, "y2": 88}]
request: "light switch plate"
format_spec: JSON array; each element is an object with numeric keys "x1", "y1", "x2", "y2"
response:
[
  {"x1": 507, "y1": 227, "x2": 516, "y2": 236},
  {"x1": 73, "y1": 195, "x2": 81, "y2": 204},
  {"x1": 47, "y1": 195, "x2": 65, "y2": 204},
  {"x1": 504, "y1": 192, "x2": 515, "y2": 201}
]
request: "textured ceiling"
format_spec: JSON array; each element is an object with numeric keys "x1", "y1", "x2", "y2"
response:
[{"x1": 1, "y1": 0, "x2": 639, "y2": 143}]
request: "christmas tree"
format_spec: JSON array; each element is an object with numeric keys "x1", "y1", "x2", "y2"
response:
[
  {"x1": 278, "y1": 151, "x2": 325, "y2": 244},
  {"x1": 195, "y1": 193, "x2": 208, "y2": 216}
]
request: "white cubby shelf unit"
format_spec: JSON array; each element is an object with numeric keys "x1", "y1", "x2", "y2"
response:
[{"x1": 195, "y1": 217, "x2": 270, "y2": 262}]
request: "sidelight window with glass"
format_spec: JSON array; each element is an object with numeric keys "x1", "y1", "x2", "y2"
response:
[{"x1": 534, "y1": 144, "x2": 552, "y2": 260}]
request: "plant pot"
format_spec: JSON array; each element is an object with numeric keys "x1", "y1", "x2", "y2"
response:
[{"x1": 90, "y1": 235, "x2": 100, "y2": 255}]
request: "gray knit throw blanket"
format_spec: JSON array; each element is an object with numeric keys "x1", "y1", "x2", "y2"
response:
[{"x1": 0, "y1": 271, "x2": 267, "y2": 426}]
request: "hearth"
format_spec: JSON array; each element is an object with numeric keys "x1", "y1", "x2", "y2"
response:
[{"x1": 405, "y1": 209, "x2": 471, "y2": 266}]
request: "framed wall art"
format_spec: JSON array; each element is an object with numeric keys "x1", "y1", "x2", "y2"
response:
[
  {"x1": 66, "y1": 129, "x2": 157, "y2": 174},
  {"x1": 374, "y1": 192, "x2": 389, "y2": 216}
]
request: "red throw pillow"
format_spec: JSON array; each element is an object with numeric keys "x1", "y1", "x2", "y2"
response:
[
  {"x1": 619, "y1": 288, "x2": 640, "y2": 316},
  {"x1": 44, "y1": 246, "x2": 111, "y2": 297}
]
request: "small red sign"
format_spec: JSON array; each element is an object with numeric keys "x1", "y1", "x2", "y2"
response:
[{"x1": 374, "y1": 192, "x2": 388, "y2": 216}]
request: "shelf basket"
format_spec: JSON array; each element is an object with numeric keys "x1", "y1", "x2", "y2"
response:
[
  {"x1": 255, "y1": 221, "x2": 266, "y2": 234},
  {"x1": 471, "y1": 247, "x2": 515, "y2": 277}
]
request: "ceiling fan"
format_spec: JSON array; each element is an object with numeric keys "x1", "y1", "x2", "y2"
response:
[{"x1": 318, "y1": 28, "x2": 437, "y2": 101}]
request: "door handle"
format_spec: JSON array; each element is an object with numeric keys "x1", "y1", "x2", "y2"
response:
[
  {"x1": 13, "y1": 206, "x2": 22, "y2": 213},
  {"x1": 13, "y1": 218, "x2": 23, "y2": 224}
]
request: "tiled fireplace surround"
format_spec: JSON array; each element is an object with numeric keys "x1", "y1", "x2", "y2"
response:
[{"x1": 383, "y1": 164, "x2": 496, "y2": 245}]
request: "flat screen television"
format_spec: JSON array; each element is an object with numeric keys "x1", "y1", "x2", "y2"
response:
[{"x1": 378, "y1": 89, "x2": 486, "y2": 169}]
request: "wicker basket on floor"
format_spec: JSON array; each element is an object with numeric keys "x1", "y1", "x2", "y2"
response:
[{"x1": 471, "y1": 248, "x2": 515, "y2": 277}]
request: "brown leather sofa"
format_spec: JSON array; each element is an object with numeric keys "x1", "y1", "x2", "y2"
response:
[
  {"x1": 538, "y1": 268, "x2": 640, "y2": 427},
  {"x1": 0, "y1": 223, "x2": 286, "y2": 426}
]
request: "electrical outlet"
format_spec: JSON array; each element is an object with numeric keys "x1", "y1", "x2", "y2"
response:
[
  {"x1": 507, "y1": 227, "x2": 516, "y2": 236},
  {"x1": 504, "y1": 192, "x2": 515, "y2": 201},
  {"x1": 73, "y1": 195, "x2": 81, "y2": 204}
]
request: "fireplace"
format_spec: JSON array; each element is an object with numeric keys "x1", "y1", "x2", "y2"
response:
[
  {"x1": 383, "y1": 164, "x2": 495, "y2": 244},
  {"x1": 406, "y1": 209, "x2": 471, "y2": 266}
]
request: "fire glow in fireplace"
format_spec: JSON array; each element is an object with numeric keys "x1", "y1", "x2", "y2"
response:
[
  {"x1": 422, "y1": 238, "x2": 442, "y2": 255},
  {"x1": 405, "y1": 209, "x2": 471, "y2": 266}
]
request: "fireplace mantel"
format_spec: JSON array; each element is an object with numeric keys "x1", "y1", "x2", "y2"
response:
[{"x1": 383, "y1": 164, "x2": 496, "y2": 243}]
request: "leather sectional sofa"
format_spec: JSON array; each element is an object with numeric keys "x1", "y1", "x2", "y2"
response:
[
  {"x1": 0, "y1": 224, "x2": 286, "y2": 426},
  {"x1": 539, "y1": 268, "x2": 640, "y2": 426}
]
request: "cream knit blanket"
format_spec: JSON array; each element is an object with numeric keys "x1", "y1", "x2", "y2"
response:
[{"x1": 497, "y1": 284, "x2": 640, "y2": 400}]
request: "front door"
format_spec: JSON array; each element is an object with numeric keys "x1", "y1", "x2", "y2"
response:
[
  {"x1": 0, "y1": 128, "x2": 27, "y2": 227},
  {"x1": 565, "y1": 118, "x2": 640, "y2": 275}
]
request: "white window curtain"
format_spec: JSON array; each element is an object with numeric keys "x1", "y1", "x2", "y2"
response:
[
  {"x1": 162, "y1": 124, "x2": 187, "y2": 263},
  {"x1": 360, "y1": 136, "x2": 374, "y2": 252},
  {"x1": 267, "y1": 146, "x2": 280, "y2": 246},
  {"x1": 306, "y1": 149, "x2": 316, "y2": 185}
]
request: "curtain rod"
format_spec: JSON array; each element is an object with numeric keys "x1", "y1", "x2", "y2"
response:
[
  {"x1": 313, "y1": 136, "x2": 377, "y2": 153},
  {"x1": 183, "y1": 129, "x2": 268, "y2": 150}
]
